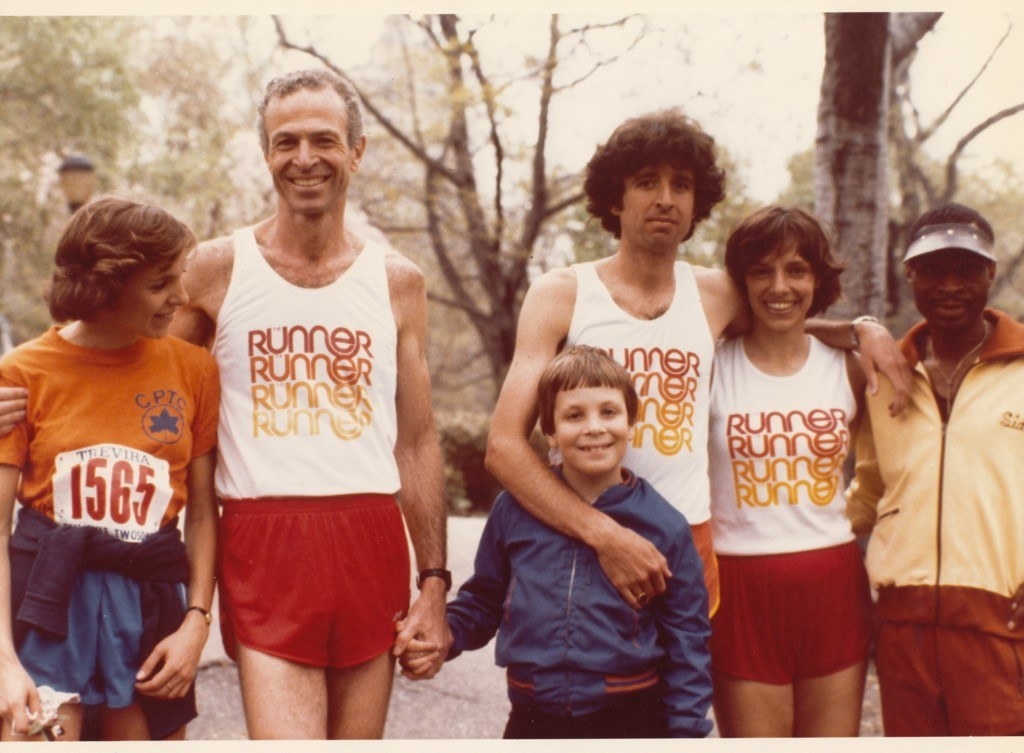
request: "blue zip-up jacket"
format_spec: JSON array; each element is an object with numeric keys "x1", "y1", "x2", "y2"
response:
[{"x1": 446, "y1": 469, "x2": 712, "y2": 737}]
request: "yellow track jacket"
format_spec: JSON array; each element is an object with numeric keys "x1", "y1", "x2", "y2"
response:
[{"x1": 847, "y1": 308, "x2": 1024, "y2": 639}]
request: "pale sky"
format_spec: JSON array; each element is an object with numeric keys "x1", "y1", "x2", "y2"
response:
[
  {"x1": 261, "y1": 8, "x2": 1022, "y2": 203},
  {"x1": 10, "y1": 2, "x2": 1023, "y2": 206}
]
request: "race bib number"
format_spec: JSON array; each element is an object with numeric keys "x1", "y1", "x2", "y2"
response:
[{"x1": 52, "y1": 444, "x2": 173, "y2": 543}]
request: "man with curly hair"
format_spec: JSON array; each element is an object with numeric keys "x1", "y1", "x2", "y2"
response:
[{"x1": 486, "y1": 110, "x2": 909, "y2": 618}]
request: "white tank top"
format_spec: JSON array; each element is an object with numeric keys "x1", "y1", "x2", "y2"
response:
[
  {"x1": 709, "y1": 336, "x2": 856, "y2": 555},
  {"x1": 212, "y1": 227, "x2": 400, "y2": 499},
  {"x1": 567, "y1": 261, "x2": 714, "y2": 524}
]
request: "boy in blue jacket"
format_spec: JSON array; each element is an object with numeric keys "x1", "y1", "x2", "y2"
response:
[{"x1": 400, "y1": 345, "x2": 711, "y2": 738}]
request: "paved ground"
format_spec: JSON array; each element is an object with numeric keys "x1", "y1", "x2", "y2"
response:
[{"x1": 187, "y1": 516, "x2": 882, "y2": 740}]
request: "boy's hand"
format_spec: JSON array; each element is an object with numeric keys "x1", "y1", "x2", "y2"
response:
[{"x1": 395, "y1": 621, "x2": 444, "y2": 680}]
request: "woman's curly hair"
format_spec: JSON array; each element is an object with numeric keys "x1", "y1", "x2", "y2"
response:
[{"x1": 46, "y1": 196, "x2": 195, "y2": 322}]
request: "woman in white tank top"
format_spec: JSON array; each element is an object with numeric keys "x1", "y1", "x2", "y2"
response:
[{"x1": 707, "y1": 207, "x2": 872, "y2": 737}]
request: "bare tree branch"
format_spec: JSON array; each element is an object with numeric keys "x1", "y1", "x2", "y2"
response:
[
  {"x1": 555, "y1": 17, "x2": 645, "y2": 93},
  {"x1": 563, "y1": 16, "x2": 642, "y2": 36},
  {"x1": 519, "y1": 14, "x2": 558, "y2": 257},
  {"x1": 941, "y1": 102, "x2": 1024, "y2": 203},
  {"x1": 543, "y1": 190, "x2": 586, "y2": 220},
  {"x1": 422, "y1": 168, "x2": 483, "y2": 319},
  {"x1": 272, "y1": 16, "x2": 461, "y2": 186},
  {"x1": 397, "y1": 21, "x2": 429, "y2": 149},
  {"x1": 917, "y1": 19, "x2": 1011, "y2": 143},
  {"x1": 463, "y1": 33, "x2": 506, "y2": 250}
]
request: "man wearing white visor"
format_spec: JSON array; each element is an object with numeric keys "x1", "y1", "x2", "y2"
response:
[{"x1": 847, "y1": 202, "x2": 1024, "y2": 736}]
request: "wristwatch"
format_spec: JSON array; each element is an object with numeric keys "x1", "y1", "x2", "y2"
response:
[
  {"x1": 850, "y1": 315, "x2": 881, "y2": 348},
  {"x1": 186, "y1": 605, "x2": 213, "y2": 626},
  {"x1": 416, "y1": 568, "x2": 452, "y2": 592}
]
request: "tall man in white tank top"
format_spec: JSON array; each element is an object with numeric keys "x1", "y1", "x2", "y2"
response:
[
  {"x1": 486, "y1": 110, "x2": 910, "y2": 615},
  {"x1": 170, "y1": 70, "x2": 451, "y2": 739}
]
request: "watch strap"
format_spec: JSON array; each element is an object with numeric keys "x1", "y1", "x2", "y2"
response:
[{"x1": 416, "y1": 568, "x2": 452, "y2": 592}]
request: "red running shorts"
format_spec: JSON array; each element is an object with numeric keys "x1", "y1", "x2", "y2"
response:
[
  {"x1": 217, "y1": 494, "x2": 411, "y2": 668},
  {"x1": 710, "y1": 541, "x2": 872, "y2": 684}
]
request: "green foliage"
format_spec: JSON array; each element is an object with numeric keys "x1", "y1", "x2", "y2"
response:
[
  {"x1": 558, "y1": 204, "x2": 616, "y2": 265},
  {"x1": 0, "y1": 17, "x2": 140, "y2": 164},
  {"x1": 127, "y1": 18, "x2": 274, "y2": 242},
  {"x1": 0, "y1": 17, "x2": 276, "y2": 346},
  {"x1": 775, "y1": 149, "x2": 816, "y2": 211},
  {"x1": 436, "y1": 408, "x2": 549, "y2": 515},
  {"x1": 0, "y1": 17, "x2": 141, "y2": 343},
  {"x1": 435, "y1": 410, "x2": 503, "y2": 515}
]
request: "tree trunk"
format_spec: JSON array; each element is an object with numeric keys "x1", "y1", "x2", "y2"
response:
[{"x1": 814, "y1": 13, "x2": 892, "y2": 319}]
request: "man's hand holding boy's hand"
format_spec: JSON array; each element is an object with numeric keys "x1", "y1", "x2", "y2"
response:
[{"x1": 395, "y1": 621, "x2": 444, "y2": 680}]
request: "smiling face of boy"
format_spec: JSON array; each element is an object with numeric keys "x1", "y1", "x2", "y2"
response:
[{"x1": 546, "y1": 385, "x2": 631, "y2": 503}]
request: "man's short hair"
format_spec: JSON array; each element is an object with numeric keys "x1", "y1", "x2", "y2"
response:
[
  {"x1": 909, "y1": 203, "x2": 994, "y2": 245},
  {"x1": 257, "y1": 68, "x2": 365, "y2": 153},
  {"x1": 46, "y1": 196, "x2": 195, "y2": 322},
  {"x1": 725, "y1": 205, "x2": 844, "y2": 317},
  {"x1": 583, "y1": 109, "x2": 726, "y2": 240},
  {"x1": 537, "y1": 345, "x2": 638, "y2": 436}
]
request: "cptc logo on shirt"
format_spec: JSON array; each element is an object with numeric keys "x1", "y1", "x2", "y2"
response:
[{"x1": 136, "y1": 389, "x2": 188, "y2": 445}]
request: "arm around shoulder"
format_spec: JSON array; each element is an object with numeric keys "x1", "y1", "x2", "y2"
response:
[
  {"x1": 486, "y1": 269, "x2": 671, "y2": 606},
  {"x1": 692, "y1": 266, "x2": 745, "y2": 340},
  {"x1": 484, "y1": 269, "x2": 573, "y2": 495},
  {"x1": 807, "y1": 316, "x2": 911, "y2": 416},
  {"x1": 484, "y1": 270, "x2": 614, "y2": 542},
  {"x1": 172, "y1": 236, "x2": 235, "y2": 348},
  {"x1": 0, "y1": 388, "x2": 27, "y2": 438}
]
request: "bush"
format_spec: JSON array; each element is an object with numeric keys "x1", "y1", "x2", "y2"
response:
[
  {"x1": 435, "y1": 409, "x2": 549, "y2": 515},
  {"x1": 436, "y1": 410, "x2": 500, "y2": 515}
]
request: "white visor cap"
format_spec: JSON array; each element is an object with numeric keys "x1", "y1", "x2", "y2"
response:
[{"x1": 903, "y1": 223, "x2": 996, "y2": 264}]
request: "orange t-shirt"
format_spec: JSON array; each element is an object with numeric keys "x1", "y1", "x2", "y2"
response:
[{"x1": 0, "y1": 327, "x2": 219, "y2": 540}]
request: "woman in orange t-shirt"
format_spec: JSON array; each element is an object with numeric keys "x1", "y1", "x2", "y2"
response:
[{"x1": 0, "y1": 197, "x2": 219, "y2": 741}]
